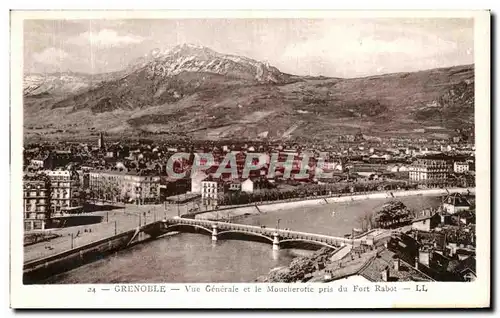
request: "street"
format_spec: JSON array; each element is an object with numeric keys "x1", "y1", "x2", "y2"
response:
[{"x1": 23, "y1": 203, "x2": 188, "y2": 263}]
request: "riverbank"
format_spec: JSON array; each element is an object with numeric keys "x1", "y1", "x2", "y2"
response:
[
  {"x1": 255, "y1": 247, "x2": 341, "y2": 283},
  {"x1": 23, "y1": 220, "x2": 169, "y2": 284},
  {"x1": 24, "y1": 203, "x2": 183, "y2": 263},
  {"x1": 23, "y1": 229, "x2": 136, "y2": 284},
  {"x1": 194, "y1": 187, "x2": 475, "y2": 221},
  {"x1": 255, "y1": 232, "x2": 390, "y2": 283}
]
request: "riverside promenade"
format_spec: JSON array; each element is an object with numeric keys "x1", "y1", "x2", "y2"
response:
[{"x1": 24, "y1": 203, "x2": 182, "y2": 263}]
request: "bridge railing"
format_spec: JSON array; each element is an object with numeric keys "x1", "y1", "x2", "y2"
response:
[{"x1": 165, "y1": 218, "x2": 364, "y2": 246}]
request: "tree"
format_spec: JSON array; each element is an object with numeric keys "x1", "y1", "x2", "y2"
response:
[
  {"x1": 120, "y1": 186, "x2": 131, "y2": 203},
  {"x1": 357, "y1": 212, "x2": 376, "y2": 232},
  {"x1": 374, "y1": 201, "x2": 412, "y2": 229}
]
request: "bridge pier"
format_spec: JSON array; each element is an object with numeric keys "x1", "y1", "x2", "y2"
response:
[
  {"x1": 272, "y1": 232, "x2": 280, "y2": 251},
  {"x1": 212, "y1": 224, "x2": 218, "y2": 241}
]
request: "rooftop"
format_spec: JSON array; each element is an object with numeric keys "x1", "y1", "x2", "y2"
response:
[
  {"x1": 443, "y1": 193, "x2": 471, "y2": 207},
  {"x1": 322, "y1": 246, "x2": 433, "y2": 282},
  {"x1": 23, "y1": 173, "x2": 50, "y2": 182},
  {"x1": 412, "y1": 213, "x2": 439, "y2": 223},
  {"x1": 89, "y1": 168, "x2": 159, "y2": 177}
]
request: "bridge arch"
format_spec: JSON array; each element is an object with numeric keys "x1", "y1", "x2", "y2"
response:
[
  {"x1": 217, "y1": 230, "x2": 274, "y2": 243},
  {"x1": 164, "y1": 224, "x2": 213, "y2": 235},
  {"x1": 279, "y1": 239, "x2": 337, "y2": 250}
]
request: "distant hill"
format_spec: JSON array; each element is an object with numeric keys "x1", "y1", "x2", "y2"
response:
[
  {"x1": 23, "y1": 44, "x2": 474, "y2": 142},
  {"x1": 23, "y1": 71, "x2": 120, "y2": 97}
]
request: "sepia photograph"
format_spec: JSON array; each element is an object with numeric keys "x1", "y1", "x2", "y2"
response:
[{"x1": 10, "y1": 9, "x2": 491, "y2": 309}]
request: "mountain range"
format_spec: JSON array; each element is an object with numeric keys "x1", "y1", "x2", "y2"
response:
[{"x1": 23, "y1": 44, "x2": 474, "y2": 142}]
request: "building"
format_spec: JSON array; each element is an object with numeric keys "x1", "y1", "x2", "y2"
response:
[
  {"x1": 321, "y1": 246, "x2": 433, "y2": 283},
  {"x1": 320, "y1": 160, "x2": 343, "y2": 171},
  {"x1": 201, "y1": 178, "x2": 221, "y2": 206},
  {"x1": 42, "y1": 169, "x2": 83, "y2": 215},
  {"x1": 29, "y1": 153, "x2": 54, "y2": 170},
  {"x1": 159, "y1": 177, "x2": 191, "y2": 201},
  {"x1": 89, "y1": 169, "x2": 161, "y2": 204},
  {"x1": 447, "y1": 256, "x2": 476, "y2": 282},
  {"x1": 227, "y1": 181, "x2": 241, "y2": 192},
  {"x1": 398, "y1": 165, "x2": 409, "y2": 172},
  {"x1": 453, "y1": 209, "x2": 475, "y2": 225},
  {"x1": 453, "y1": 161, "x2": 469, "y2": 174},
  {"x1": 241, "y1": 179, "x2": 255, "y2": 193},
  {"x1": 201, "y1": 177, "x2": 223, "y2": 207},
  {"x1": 442, "y1": 193, "x2": 471, "y2": 215},
  {"x1": 408, "y1": 155, "x2": 452, "y2": 182},
  {"x1": 23, "y1": 175, "x2": 51, "y2": 231},
  {"x1": 191, "y1": 171, "x2": 208, "y2": 194},
  {"x1": 98, "y1": 132, "x2": 105, "y2": 150},
  {"x1": 77, "y1": 169, "x2": 90, "y2": 189},
  {"x1": 411, "y1": 213, "x2": 441, "y2": 232}
]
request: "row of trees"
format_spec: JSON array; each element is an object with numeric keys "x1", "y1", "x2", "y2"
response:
[
  {"x1": 216, "y1": 180, "x2": 412, "y2": 206},
  {"x1": 86, "y1": 183, "x2": 135, "y2": 204},
  {"x1": 409, "y1": 177, "x2": 475, "y2": 189}
]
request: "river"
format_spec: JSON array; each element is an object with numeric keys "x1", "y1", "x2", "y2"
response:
[{"x1": 44, "y1": 195, "x2": 442, "y2": 284}]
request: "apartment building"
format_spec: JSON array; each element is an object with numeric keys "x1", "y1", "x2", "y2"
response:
[
  {"x1": 201, "y1": 178, "x2": 223, "y2": 207},
  {"x1": 442, "y1": 193, "x2": 471, "y2": 215},
  {"x1": 23, "y1": 176, "x2": 51, "y2": 231},
  {"x1": 42, "y1": 169, "x2": 83, "y2": 215},
  {"x1": 408, "y1": 155, "x2": 452, "y2": 182},
  {"x1": 89, "y1": 169, "x2": 161, "y2": 204},
  {"x1": 453, "y1": 161, "x2": 470, "y2": 174}
]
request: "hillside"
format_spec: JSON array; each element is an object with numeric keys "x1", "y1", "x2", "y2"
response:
[
  {"x1": 23, "y1": 71, "x2": 120, "y2": 97},
  {"x1": 23, "y1": 45, "x2": 474, "y2": 142}
]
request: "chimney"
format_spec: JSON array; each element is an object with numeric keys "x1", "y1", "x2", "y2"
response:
[
  {"x1": 393, "y1": 256, "x2": 400, "y2": 271},
  {"x1": 414, "y1": 256, "x2": 419, "y2": 269},
  {"x1": 381, "y1": 266, "x2": 390, "y2": 282}
]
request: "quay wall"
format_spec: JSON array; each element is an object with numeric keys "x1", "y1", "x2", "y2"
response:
[
  {"x1": 194, "y1": 206, "x2": 260, "y2": 220},
  {"x1": 23, "y1": 229, "x2": 138, "y2": 284},
  {"x1": 193, "y1": 188, "x2": 475, "y2": 220}
]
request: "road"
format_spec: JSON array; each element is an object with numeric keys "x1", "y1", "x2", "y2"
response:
[{"x1": 23, "y1": 203, "x2": 188, "y2": 263}]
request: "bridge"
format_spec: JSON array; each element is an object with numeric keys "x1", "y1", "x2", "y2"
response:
[{"x1": 142, "y1": 217, "x2": 379, "y2": 250}]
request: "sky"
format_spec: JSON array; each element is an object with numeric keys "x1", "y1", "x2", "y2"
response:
[{"x1": 24, "y1": 18, "x2": 474, "y2": 78}]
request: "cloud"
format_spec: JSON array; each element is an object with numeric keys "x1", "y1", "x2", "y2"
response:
[
  {"x1": 280, "y1": 20, "x2": 467, "y2": 77},
  {"x1": 69, "y1": 29, "x2": 144, "y2": 47},
  {"x1": 32, "y1": 47, "x2": 70, "y2": 65}
]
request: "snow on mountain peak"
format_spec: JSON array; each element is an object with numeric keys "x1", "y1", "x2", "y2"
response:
[{"x1": 141, "y1": 44, "x2": 287, "y2": 83}]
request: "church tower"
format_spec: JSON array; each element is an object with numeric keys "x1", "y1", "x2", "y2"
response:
[{"x1": 98, "y1": 132, "x2": 105, "y2": 150}]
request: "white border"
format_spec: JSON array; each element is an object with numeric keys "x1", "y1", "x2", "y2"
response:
[{"x1": 9, "y1": 9, "x2": 491, "y2": 309}]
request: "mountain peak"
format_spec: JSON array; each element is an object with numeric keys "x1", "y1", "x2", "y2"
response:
[
  {"x1": 142, "y1": 44, "x2": 289, "y2": 83},
  {"x1": 175, "y1": 43, "x2": 210, "y2": 51},
  {"x1": 164, "y1": 43, "x2": 218, "y2": 59}
]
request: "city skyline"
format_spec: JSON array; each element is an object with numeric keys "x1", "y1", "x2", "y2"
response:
[{"x1": 24, "y1": 18, "x2": 474, "y2": 78}]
